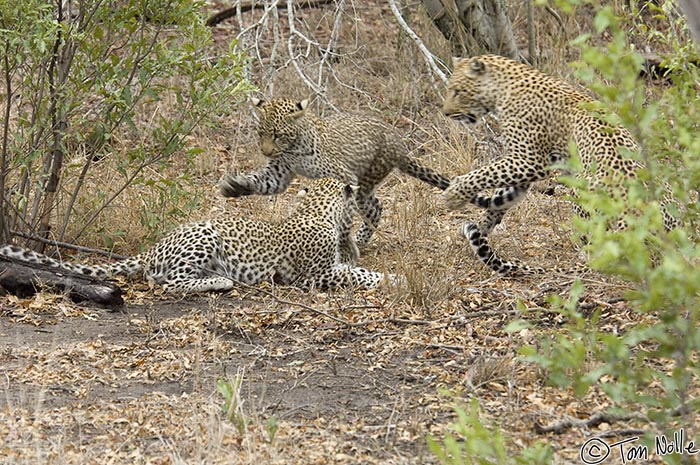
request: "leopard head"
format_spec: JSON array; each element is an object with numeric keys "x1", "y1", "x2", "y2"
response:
[
  {"x1": 442, "y1": 56, "x2": 496, "y2": 124},
  {"x1": 296, "y1": 178, "x2": 359, "y2": 224},
  {"x1": 252, "y1": 98, "x2": 308, "y2": 157}
]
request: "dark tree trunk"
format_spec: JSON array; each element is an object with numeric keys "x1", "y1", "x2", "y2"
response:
[
  {"x1": 679, "y1": 0, "x2": 700, "y2": 44},
  {"x1": 422, "y1": 0, "x2": 520, "y2": 59}
]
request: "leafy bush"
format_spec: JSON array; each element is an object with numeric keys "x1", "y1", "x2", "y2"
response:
[
  {"x1": 431, "y1": 2, "x2": 699, "y2": 463},
  {"x1": 520, "y1": 1, "x2": 700, "y2": 460},
  {"x1": 427, "y1": 399, "x2": 552, "y2": 465},
  {"x1": 0, "y1": 0, "x2": 249, "y2": 250}
]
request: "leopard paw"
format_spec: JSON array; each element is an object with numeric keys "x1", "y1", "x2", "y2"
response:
[
  {"x1": 220, "y1": 175, "x2": 255, "y2": 198},
  {"x1": 443, "y1": 184, "x2": 469, "y2": 210}
]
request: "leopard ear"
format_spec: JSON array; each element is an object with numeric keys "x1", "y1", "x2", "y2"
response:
[
  {"x1": 251, "y1": 97, "x2": 265, "y2": 113},
  {"x1": 452, "y1": 57, "x2": 463, "y2": 69},
  {"x1": 470, "y1": 58, "x2": 486, "y2": 74},
  {"x1": 289, "y1": 99, "x2": 309, "y2": 120},
  {"x1": 343, "y1": 184, "x2": 360, "y2": 198}
]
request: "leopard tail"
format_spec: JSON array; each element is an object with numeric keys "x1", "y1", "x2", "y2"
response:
[{"x1": 397, "y1": 156, "x2": 450, "y2": 190}]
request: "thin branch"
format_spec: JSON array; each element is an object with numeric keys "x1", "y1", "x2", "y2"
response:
[
  {"x1": 57, "y1": 17, "x2": 163, "y2": 242},
  {"x1": 68, "y1": 131, "x2": 182, "y2": 243},
  {"x1": 232, "y1": 0, "x2": 281, "y2": 41},
  {"x1": 286, "y1": 0, "x2": 333, "y2": 105},
  {"x1": 316, "y1": 0, "x2": 345, "y2": 91},
  {"x1": 234, "y1": 280, "x2": 353, "y2": 326},
  {"x1": 526, "y1": 0, "x2": 536, "y2": 66},
  {"x1": 388, "y1": 0, "x2": 447, "y2": 86},
  {"x1": 0, "y1": 41, "x2": 12, "y2": 243},
  {"x1": 10, "y1": 229, "x2": 127, "y2": 260}
]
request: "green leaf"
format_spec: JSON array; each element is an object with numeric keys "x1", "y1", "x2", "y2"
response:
[{"x1": 504, "y1": 319, "x2": 533, "y2": 333}]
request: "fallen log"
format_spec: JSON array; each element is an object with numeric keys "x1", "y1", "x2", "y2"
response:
[
  {"x1": 0, "y1": 254, "x2": 124, "y2": 306},
  {"x1": 640, "y1": 52, "x2": 700, "y2": 81},
  {"x1": 206, "y1": 0, "x2": 336, "y2": 27}
]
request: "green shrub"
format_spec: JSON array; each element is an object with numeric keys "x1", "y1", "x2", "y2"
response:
[
  {"x1": 520, "y1": 2, "x2": 700, "y2": 460},
  {"x1": 0, "y1": 0, "x2": 249, "y2": 250},
  {"x1": 431, "y1": 2, "x2": 699, "y2": 463},
  {"x1": 427, "y1": 399, "x2": 552, "y2": 465}
]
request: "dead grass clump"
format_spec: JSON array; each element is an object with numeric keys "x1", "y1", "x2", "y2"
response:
[{"x1": 463, "y1": 356, "x2": 518, "y2": 393}]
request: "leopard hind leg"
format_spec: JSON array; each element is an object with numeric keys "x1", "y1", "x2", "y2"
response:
[
  {"x1": 162, "y1": 276, "x2": 236, "y2": 293},
  {"x1": 355, "y1": 190, "x2": 382, "y2": 247},
  {"x1": 462, "y1": 223, "x2": 546, "y2": 275},
  {"x1": 444, "y1": 157, "x2": 552, "y2": 273}
]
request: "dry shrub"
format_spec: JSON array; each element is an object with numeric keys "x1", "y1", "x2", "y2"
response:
[{"x1": 463, "y1": 356, "x2": 518, "y2": 393}]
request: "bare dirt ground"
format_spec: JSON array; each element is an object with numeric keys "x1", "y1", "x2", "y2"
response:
[
  {"x1": 1, "y1": 1, "x2": 691, "y2": 464},
  {"x1": 1, "y1": 236, "x2": 657, "y2": 464}
]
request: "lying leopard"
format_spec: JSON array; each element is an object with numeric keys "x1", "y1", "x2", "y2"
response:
[
  {"x1": 221, "y1": 98, "x2": 450, "y2": 246},
  {"x1": 441, "y1": 54, "x2": 677, "y2": 275},
  {"x1": 0, "y1": 179, "x2": 388, "y2": 293}
]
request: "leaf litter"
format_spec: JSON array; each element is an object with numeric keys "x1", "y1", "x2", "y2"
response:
[{"x1": 1, "y1": 256, "x2": 681, "y2": 464}]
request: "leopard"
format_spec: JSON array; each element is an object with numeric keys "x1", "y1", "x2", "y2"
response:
[
  {"x1": 0, "y1": 178, "x2": 390, "y2": 293},
  {"x1": 441, "y1": 54, "x2": 678, "y2": 275},
  {"x1": 220, "y1": 97, "x2": 451, "y2": 246}
]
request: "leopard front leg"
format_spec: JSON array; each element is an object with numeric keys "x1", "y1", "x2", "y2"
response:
[
  {"x1": 472, "y1": 185, "x2": 530, "y2": 235},
  {"x1": 355, "y1": 190, "x2": 382, "y2": 247},
  {"x1": 220, "y1": 159, "x2": 294, "y2": 197},
  {"x1": 445, "y1": 158, "x2": 545, "y2": 211},
  {"x1": 302, "y1": 263, "x2": 389, "y2": 290},
  {"x1": 445, "y1": 158, "x2": 545, "y2": 233}
]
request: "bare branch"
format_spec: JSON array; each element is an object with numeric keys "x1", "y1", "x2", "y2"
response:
[
  {"x1": 206, "y1": 0, "x2": 335, "y2": 27},
  {"x1": 316, "y1": 0, "x2": 345, "y2": 92},
  {"x1": 10, "y1": 229, "x2": 127, "y2": 260},
  {"x1": 388, "y1": 0, "x2": 448, "y2": 86},
  {"x1": 285, "y1": 0, "x2": 337, "y2": 108}
]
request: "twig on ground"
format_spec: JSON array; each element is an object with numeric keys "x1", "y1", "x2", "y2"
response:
[
  {"x1": 534, "y1": 411, "x2": 648, "y2": 435},
  {"x1": 459, "y1": 305, "x2": 520, "y2": 318},
  {"x1": 596, "y1": 429, "x2": 648, "y2": 438},
  {"x1": 424, "y1": 343, "x2": 466, "y2": 352},
  {"x1": 229, "y1": 279, "x2": 437, "y2": 328},
  {"x1": 258, "y1": 285, "x2": 352, "y2": 326}
]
